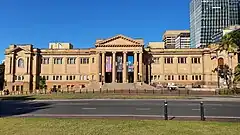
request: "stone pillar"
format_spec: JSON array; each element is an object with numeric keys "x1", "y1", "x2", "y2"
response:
[
  {"x1": 139, "y1": 52, "x2": 143, "y2": 82},
  {"x1": 112, "y1": 52, "x2": 116, "y2": 83},
  {"x1": 123, "y1": 52, "x2": 127, "y2": 83},
  {"x1": 96, "y1": 52, "x2": 100, "y2": 82},
  {"x1": 134, "y1": 52, "x2": 138, "y2": 83},
  {"x1": 101, "y1": 52, "x2": 105, "y2": 83}
]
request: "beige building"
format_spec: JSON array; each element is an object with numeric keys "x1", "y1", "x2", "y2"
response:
[
  {"x1": 4, "y1": 34, "x2": 238, "y2": 92},
  {"x1": 163, "y1": 30, "x2": 190, "y2": 49}
]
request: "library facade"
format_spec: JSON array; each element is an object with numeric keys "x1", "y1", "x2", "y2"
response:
[{"x1": 4, "y1": 35, "x2": 238, "y2": 92}]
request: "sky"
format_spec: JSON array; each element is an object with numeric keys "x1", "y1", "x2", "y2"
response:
[{"x1": 0, "y1": 0, "x2": 190, "y2": 61}]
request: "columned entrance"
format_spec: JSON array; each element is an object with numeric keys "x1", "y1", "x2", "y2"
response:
[
  {"x1": 98, "y1": 51, "x2": 143, "y2": 84},
  {"x1": 95, "y1": 34, "x2": 144, "y2": 84}
]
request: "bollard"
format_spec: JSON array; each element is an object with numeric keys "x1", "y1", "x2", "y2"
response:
[
  {"x1": 200, "y1": 102, "x2": 205, "y2": 121},
  {"x1": 164, "y1": 100, "x2": 168, "y2": 120}
]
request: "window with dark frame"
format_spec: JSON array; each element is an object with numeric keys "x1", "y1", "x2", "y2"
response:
[{"x1": 164, "y1": 57, "x2": 173, "y2": 64}]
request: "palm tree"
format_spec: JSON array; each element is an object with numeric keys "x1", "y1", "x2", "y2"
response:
[{"x1": 215, "y1": 30, "x2": 240, "y2": 89}]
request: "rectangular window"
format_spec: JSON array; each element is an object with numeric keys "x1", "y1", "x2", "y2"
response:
[
  {"x1": 192, "y1": 57, "x2": 201, "y2": 64},
  {"x1": 192, "y1": 75, "x2": 195, "y2": 80},
  {"x1": 16, "y1": 86, "x2": 19, "y2": 91},
  {"x1": 92, "y1": 58, "x2": 95, "y2": 63},
  {"x1": 67, "y1": 58, "x2": 76, "y2": 64},
  {"x1": 42, "y1": 58, "x2": 50, "y2": 64},
  {"x1": 195, "y1": 75, "x2": 199, "y2": 80},
  {"x1": 178, "y1": 57, "x2": 187, "y2": 64},
  {"x1": 66, "y1": 76, "x2": 69, "y2": 80},
  {"x1": 199, "y1": 75, "x2": 202, "y2": 80},
  {"x1": 60, "y1": 76, "x2": 62, "y2": 80},
  {"x1": 54, "y1": 58, "x2": 63, "y2": 64},
  {"x1": 53, "y1": 76, "x2": 56, "y2": 80},
  {"x1": 80, "y1": 58, "x2": 90, "y2": 64},
  {"x1": 70, "y1": 76, "x2": 72, "y2": 80},
  {"x1": 164, "y1": 57, "x2": 173, "y2": 64}
]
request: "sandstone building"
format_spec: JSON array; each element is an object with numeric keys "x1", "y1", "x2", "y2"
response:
[{"x1": 4, "y1": 35, "x2": 238, "y2": 92}]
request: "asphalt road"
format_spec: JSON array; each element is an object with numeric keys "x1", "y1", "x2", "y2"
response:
[{"x1": 1, "y1": 99, "x2": 240, "y2": 119}]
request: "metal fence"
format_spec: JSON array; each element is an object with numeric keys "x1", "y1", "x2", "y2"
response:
[{"x1": 1, "y1": 88, "x2": 239, "y2": 96}]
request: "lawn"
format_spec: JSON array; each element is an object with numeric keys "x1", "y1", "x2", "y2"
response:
[
  {"x1": 0, "y1": 93, "x2": 197, "y2": 100},
  {"x1": 0, "y1": 118, "x2": 239, "y2": 135}
]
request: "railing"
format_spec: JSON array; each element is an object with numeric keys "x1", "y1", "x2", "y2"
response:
[{"x1": 1, "y1": 88, "x2": 239, "y2": 96}]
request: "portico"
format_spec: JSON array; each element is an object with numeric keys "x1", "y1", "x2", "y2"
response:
[{"x1": 95, "y1": 35, "x2": 144, "y2": 84}]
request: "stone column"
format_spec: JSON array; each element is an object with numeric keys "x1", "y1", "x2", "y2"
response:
[
  {"x1": 139, "y1": 52, "x2": 143, "y2": 82},
  {"x1": 134, "y1": 52, "x2": 138, "y2": 83},
  {"x1": 112, "y1": 52, "x2": 116, "y2": 83},
  {"x1": 101, "y1": 52, "x2": 105, "y2": 83},
  {"x1": 96, "y1": 52, "x2": 100, "y2": 82},
  {"x1": 123, "y1": 52, "x2": 127, "y2": 83}
]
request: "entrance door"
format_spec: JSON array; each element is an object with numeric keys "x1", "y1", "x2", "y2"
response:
[
  {"x1": 105, "y1": 72, "x2": 112, "y2": 83},
  {"x1": 128, "y1": 72, "x2": 134, "y2": 83},
  {"x1": 117, "y1": 72, "x2": 122, "y2": 83}
]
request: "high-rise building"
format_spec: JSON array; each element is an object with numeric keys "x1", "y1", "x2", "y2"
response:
[
  {"x1": 175, "y1": 32, "x2": 190, "y2": 49},
  {"x1": 162, "y1": 30, "x2": 190, "y2": 49},
  {"x1": 190, "y1": 0, "x2": 240, "y2": 48}
]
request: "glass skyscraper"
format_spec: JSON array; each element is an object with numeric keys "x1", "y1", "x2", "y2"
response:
[{"x1": 190, "y1": 0, "x2": 240, "y2": 48}]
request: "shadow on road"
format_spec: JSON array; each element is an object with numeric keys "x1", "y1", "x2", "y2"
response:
[{"x1": 0, "y1": 96, "x2": 51, "y2": 117}]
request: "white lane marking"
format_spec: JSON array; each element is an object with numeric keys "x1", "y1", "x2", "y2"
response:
[
  {"x1": 82, "y1": 108, "x2": 96, "y2": 110},
  {"x1": 57, "y1": 103, "x2": 89, "y2": 105},
  {"x1": 136, "y1": 108, "x2": 151, "y2": 111},
  {"x1": 192, "y1": 109, "x2": 200, "y2": 111}
]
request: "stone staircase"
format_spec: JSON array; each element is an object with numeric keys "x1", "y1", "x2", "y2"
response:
[{"x1": 102, "y1": 82, "x2": 157, "y2": 91}]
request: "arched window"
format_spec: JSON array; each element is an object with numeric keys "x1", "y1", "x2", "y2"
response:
[{"x1": 18, "y1": 58, "x2": 24, "y2": 68}]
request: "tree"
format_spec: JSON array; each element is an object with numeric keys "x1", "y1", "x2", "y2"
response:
[
  {"x1": 216, "y1": 30, "x2": 240, "y2": 88},
  {"x1": 39, "y1": 77, "x2": 47, "y2": 94},
  {"x1": 213, "y1": 64, "x2": 233, "y2": 89}
]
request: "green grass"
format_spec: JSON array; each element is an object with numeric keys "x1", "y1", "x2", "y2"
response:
[
  {"x1": 0, "y1": 93, "x2": 197, "y2": 100},
  {"x1": 0, "y1": 118, "x2": 239, "y2": 135}
]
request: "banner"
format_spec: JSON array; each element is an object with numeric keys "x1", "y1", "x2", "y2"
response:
[
  {"x1": 128, "y1": 56, "x2": 134, "y2": 72},
  {"x1": 116, "y1": 56, "x2": 123, "y2": 72},
  {"x1": 106, "y1": 56, "x2": 112, "y2": 72}
]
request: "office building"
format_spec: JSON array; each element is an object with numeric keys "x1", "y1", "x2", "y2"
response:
[
  {"x1": 190, "y1": 0, "x2": 240, "y2": 48},
  {"x1": 175, "y1": 32, "x2": 190, "y2": 48},
  {"x1": 162, "y1": 30, "x2": 190, "y2": 49}
]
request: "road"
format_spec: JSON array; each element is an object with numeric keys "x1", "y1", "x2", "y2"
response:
[{"x1": 1, "y1": 99, "x2": 240, "y2": 120}]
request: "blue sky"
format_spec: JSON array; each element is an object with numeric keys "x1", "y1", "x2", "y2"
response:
[{"x1": 0, "y1": 0, "x2": 190, "y2": 61}]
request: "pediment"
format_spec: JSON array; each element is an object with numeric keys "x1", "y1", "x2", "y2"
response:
[
  {"x1": 7, "y1": 47, "x2": 31, "y2": 54},
  {"x1": 95, "y1": 35, "x2": 143, "y2": 47}
]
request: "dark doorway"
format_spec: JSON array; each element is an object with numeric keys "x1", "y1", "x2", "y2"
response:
[
  {"x1": 128, "y1": 72, "x2": 134, "y2": 83},
  {"x1": 117, "y1": 72, "x2": 122, "y2": 83},
  {"x1": 105, "y1": 72, "x2": 112, "y2": 83}
]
